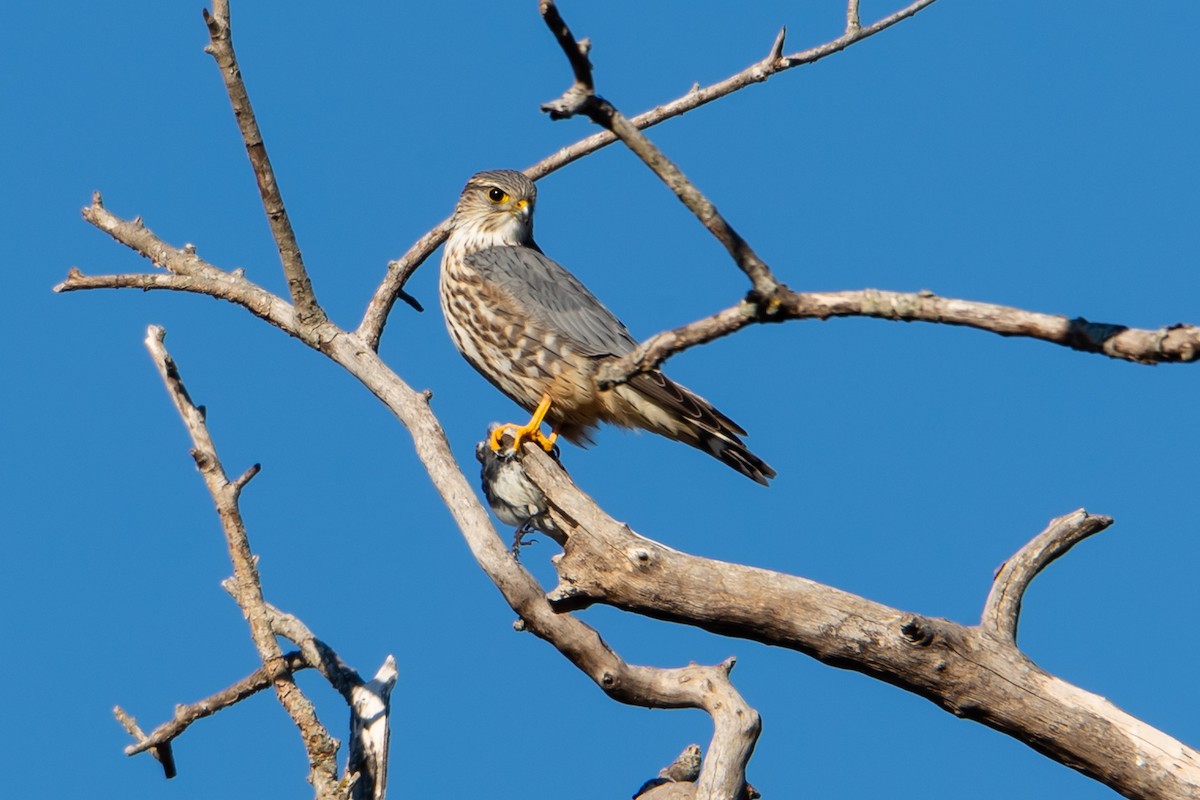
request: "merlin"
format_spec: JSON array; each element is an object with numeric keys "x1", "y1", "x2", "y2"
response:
[{"x1": 440, "y1": 169, "x2": 775, "y2": 485}]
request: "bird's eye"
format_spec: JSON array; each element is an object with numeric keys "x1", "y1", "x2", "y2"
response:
[{"x1": 488, "y1": 188, "x2": 508, "y2": 203}]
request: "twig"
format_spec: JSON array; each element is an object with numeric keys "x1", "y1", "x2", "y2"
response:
[
  {"x1": 981, "y1": 510, "x2": 1113, "y2": 643},
  {"x1": 356, "y1": 0, "x2": 942, "y2": 350},
  {"x1": 202, "y1": 1, "x2": 325, "y2": 327},
  {"x1": 356, "y1": 221, "x2": 447, "y2": 351},
  {"x1": 540, "y1": 0, "x2": 779, "y2": 299},
  {"x1": 114, "y1": 706, "x2": 177, "y2": 779},
  {"x1": 144, "y1": 326, "x2": 344, "y2": 799},
  {"x1": 847, "y1": 0, "x2": 862, "y2": 33},
  {"x1": 57, "y1": 196, "x2": 299, "y2": 332},
  {"x1": 120, "y1": 652, "x2": 311, "y2": 758},
  {"x1": 265, "y1": 602, "x2": 366, "y2": 701}
]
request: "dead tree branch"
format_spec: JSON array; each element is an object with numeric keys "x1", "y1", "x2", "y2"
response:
[
  {"x1": 594, "y1": 289, "x2": 1200, "y2": 388},
  {"x1": 536, "y1": 1, "x2": 1200, "y2": 389},
  {"x1": 114, "y1": 706, "x2": 177, "y2": 780},
  {"x1": 981, "y1": 511, "x2": 1111, "y2": 644},
  {"x1": 540, "y1": 0, "x2": 779, "y2": 299},
  {"x1": 203, "y1": 0, "x2": 325, "y2": 327},
  {"x1": 143, "y1": 326, "x2": 347, "y2": 798},
  {"x1": 509, "y1": 445, "x2": 1200, "y2": 800},
  {"x1": 119, "y1": 651, "x2": 311, "y2": 758}
]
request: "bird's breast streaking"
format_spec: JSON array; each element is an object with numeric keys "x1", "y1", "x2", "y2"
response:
[{"x1": 440, "y1": 169, "x2": 775, "y2": 485}]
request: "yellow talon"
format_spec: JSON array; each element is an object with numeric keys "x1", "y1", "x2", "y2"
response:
[{"x1": 489, "y1": 394, "x2": 558, "y2": 453}]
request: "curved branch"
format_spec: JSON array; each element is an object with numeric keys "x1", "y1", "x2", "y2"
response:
[
  {"x1": 127, "y1": 336, "x2": 396, "y2": 798},
  {"x1": 981, "y1": 510, "x2": 1112, "y2": 643},
  {"x1": 202, "y1": 0, "x2": 325, "y2": 326},
  {"x1": 356, "y1": 220, "x2": 448, "y2": 351},
  {"x1": 356, "y1": 0, "x2": 941, "y2": 350}
]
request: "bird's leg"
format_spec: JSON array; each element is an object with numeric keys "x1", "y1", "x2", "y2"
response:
[
  {"x1": 489, "y1": 393, "x2": 559, "y2": 453},
  {"x1": 511, "y1": 523, "x2": 538, "y2": 559}
]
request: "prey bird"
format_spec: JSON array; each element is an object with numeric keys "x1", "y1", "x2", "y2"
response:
[{"x1": 439, "y1": 169, "x2": 775, "y2": 485}]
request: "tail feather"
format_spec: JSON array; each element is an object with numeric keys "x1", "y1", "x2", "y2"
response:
[
  {"x1": 626, "y1": 371, "x2": 776, "y2": 485},
  {"x1": 697, "y1": 429, "x2": 776, "y2": 486}
]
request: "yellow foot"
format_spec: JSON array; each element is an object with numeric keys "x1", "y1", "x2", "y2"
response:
[{"x1": 490, "y1": 394, "x2": 559, "y2": 453}]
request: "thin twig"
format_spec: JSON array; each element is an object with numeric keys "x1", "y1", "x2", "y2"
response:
[
  {"x1": 982, "y1": 510, "x2": 1113, "y2": 643},
  {"x1": 539, "y1": 1, "x2": 780, "y2": 300},
  {"x1": 356, "y1": 0, "x2": 942, "y2": 350},
  {"x1": 114, "y1": 706, "x2": 177, "y2": 779},
  {"x1": 58, "y1": 197, "x2": 300, "y2": 332},
  {"x1": 847, "y1": 0, "x2": 862, "y2": 33},
  {"x1": 356, "y1": 221, "x2": 447, "y2": 351},
  {"x1": 266, "y1": 602, "x2": 366, "y2": 701},
  {"x1": 202, "y1": 1, "x2": 325, "y2": 327},
  {"x1": 121, "y1": 652, "x2": 311, "y2": 757}
]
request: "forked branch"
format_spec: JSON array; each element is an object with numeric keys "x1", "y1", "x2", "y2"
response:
[
  {"x1": 536, "y1": 1, "x2": 1200, "y2": 387},
  {"x1": 118, "y1": 651, "x2": 312, "y2": 759},
  {"x1": 132, "y1": 327, "x2": 397, "y2": 800},
  {"x1": 540, "y1": 0, "x2": 780, "y2": 299},
  {"x1": 505, "y1": 445, "x2": 1200, "y2": 800},
  {"x1": 982, "y1": 510, "x2": 1112, "y2": 643}
]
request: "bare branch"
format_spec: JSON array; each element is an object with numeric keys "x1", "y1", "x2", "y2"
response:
[
  {"x1": 269, "y1": 600, "x2": 399, "y2": 800},
  {"x1": 356, "y1": 220, "x2": 447, "y2": 351},
  {"x1": 981, "y1": 510, "x2": 1113, "y2": 643},
  {"x1": 538, "y1": 0, "x2": 594, "y2": 95},
  {"x1": 357, "y1": 0, "x2": 942, "y2": 350},
  {"x1": 144, "y1": 325, "x2": 344, "y2": 798},
  {"x1": 598, "y1": 288, "x2": 1200, "y2": 388},
  {"x1": 202, "y1": 1, "x2": 325, "y2": 326},
  {"x1": 266, "y1": 603, "x2": 367, "y2": 702},
  {"x1": 60, "y1": 199, "x2": 301, "y2": 330},
  {"x1": 846, "y1": 0, "x2": 862, "y2": 34},
  {"x1": 539, "y1": 1, "x2": 780, "y2": 299},
  {"x1": 513, "y1": 446, "x2": 1200, "y2": 800},
  {"x1": 120, "y1": 652, "x2": 311, "y2": 759},
  {"x1": 114, "y1": 706, "x2": 177, "y2": 779}
]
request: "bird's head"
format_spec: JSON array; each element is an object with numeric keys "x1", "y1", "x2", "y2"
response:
[{"x1": 449, "y1": 169, "x2": 537, "y2": 250}]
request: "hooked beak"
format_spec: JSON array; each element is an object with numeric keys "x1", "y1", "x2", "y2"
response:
[{"x1": 512, "y1": 198, "x2": 532, "y2": 222}]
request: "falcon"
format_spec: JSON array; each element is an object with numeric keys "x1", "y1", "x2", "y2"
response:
[{"x1": 439, "y1": 169, "x2": 775, "y2": 485}]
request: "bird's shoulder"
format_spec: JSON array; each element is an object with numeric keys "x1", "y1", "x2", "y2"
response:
[{"x1": 464, "y1": 245, "x2": 636, "y2": 356}]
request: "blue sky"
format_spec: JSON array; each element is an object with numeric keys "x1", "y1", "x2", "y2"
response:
[{"x1": 4, "y1": 2, "x2": 1198, "y2": 798}]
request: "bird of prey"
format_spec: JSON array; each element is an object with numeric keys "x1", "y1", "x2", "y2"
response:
[{"x1": 440, "y1": 169, "x2": 775, "y2": 485}]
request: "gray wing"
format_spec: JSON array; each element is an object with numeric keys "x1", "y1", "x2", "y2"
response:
[{"x1": 465, "y1": 245, "x2": 636, "y2": 357}]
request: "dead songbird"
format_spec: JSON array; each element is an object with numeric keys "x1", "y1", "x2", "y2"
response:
[
  {"x1": 475, "y1": 427, "x2": 565, "y2": 554},
  {"x1": 440, "y1": 169, "x2": 775, "y2": 484}
]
